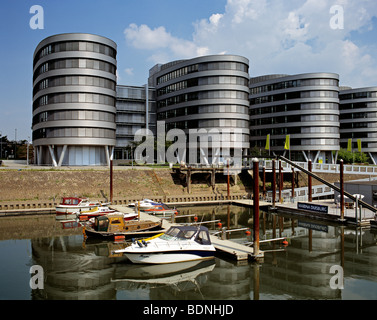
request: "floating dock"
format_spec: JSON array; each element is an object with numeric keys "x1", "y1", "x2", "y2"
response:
[
  {"x1": 110, "y1": 205, "x2": 263, "y2": 261},
  {"x1": 272, "y1": 199, "x2": 375, "y2": 226}
]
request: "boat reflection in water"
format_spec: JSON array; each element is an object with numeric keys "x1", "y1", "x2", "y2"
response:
[
  {"x1": 30, "y1": 233, "x2": 219, "y2": 300},
  {"x1": 112, "y1": 260, "x2": 216, "y2": 294}
]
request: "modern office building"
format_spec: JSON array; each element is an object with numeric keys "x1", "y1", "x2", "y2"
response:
[
  {"x1": 339, "y1": 87, "x2": 377, "y2": 164},
  {"x1": 249, "y1": 73, "x2": 340, "y2": 163},
  {"x1": 148, "y1": 55, "x2": 250, "y2": 165},
  {"x1": 34, "y1": 33, "x2": 377, "y2": 167},
  {"x1": 115, "y1": 84, "x2": 156, "y2": 160},
  {"x1": 32, "y1": 33, "x2": 117, "y2": 166}
]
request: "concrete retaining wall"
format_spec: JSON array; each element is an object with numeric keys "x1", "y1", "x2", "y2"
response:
[{"x1": 0, "y1": 193, "x2": 250, "y2": 212}]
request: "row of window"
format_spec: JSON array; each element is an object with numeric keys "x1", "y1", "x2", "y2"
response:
[
  {"x1": 340, "y1": 122, "x2": 372, "y2": 129},
  {"x1": 301, "y1": 114, "x2": 339, "y2": 122},
  {"x1": 340, "y1": 102, "x2": 377, "y2": 110},
  {"x1": 340, "y1": 141, "x2": 369, "y2": 149},
  {"x1": 250, "y1": 126, "x2": 339, "y2": 137},
  {"x1": 157, "y1": 90, "x2": 248, "y2": 108},
  {"x1": 251, "y1": 114, "x2": 339, "y2": 126},
  {"x1": 156, "y1": 62, "x2": 248, "y2": 85},
  {"x1": 301, "y1": 139, "x2": 339, "y2": 146},
  {"x1": 199, "y1": 105, "x2": 249, "y2": 115},
  {"x1": 250, "y1": 102, "x2": 339, "y2": 116},
  {"x1": 157, "y1": 79, "x2": 198, "y2": 96},
  {"x1": 34, "y1": 58, "x2": 116, "y2": 81},
  {"x1": 341, "y1": 132, "x2": 369, "y2": 139},
  {"x1": 251, "y1": 90, "x2": 338, "y2": 105},
  {"x1": 33, "y1": 110, "x2": 115, "y2": 126},
  {"x1": 116, "y1": 125, "x2": 143, "y2": 136},
  {"x1": 33, "y1": 127, "x2": 115, "y2": 140},
  {"x1": 33, "y1": 92, "x2": 115, "y2": 111},
  {"x1": 116, "y1": 114, "x2": 145, "y2": 124},
  {"x1": 34, "y1": 41, "x2": 116, "y2": 66},
  {"x1": 199, "y1": 119, "x2": 249, "y2": 128},
  {"x1": 157, "y1": 106, "x2": 199, "y2": 120},
  {"x1": 340, "y1": 91, "x2": 377, "y2": 100},
  {"x1": 157, "y1": 76, "x2": 249, "y2": 97},
  {"x1": 157, "y1": 104, "x2": 254, "y2": 121},
  {"x1": 34, "y1": 75, "x2": 115, "y2": 95},
  {"x1": 157, "y1": 64, "x2": 199, "y2": 85},
  {"x1": 116, "y1": 101, "x2": 146, "y2": 113},
  {"x1": 117, "y1": 87, "x2": 156, "y2": 100},
  {"x1": 340, "y1": 112, "x2": 377, "y2": 120},
  {"x1": 250, "y1": 78, "x2": 339, "y2": 95}
]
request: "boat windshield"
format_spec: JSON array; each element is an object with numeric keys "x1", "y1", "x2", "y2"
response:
[{"x1": 160, "y1": 227, "x2": 196, "y2": 241}]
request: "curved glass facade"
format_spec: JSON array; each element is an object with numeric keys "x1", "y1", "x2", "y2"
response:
[
  {"x1": 250, "y1": 73, "x2": 340, "y2": 163},
  {"x1": 149, "y1": 55, "x2": 250, "y2": 164},
  {"x1": 340, "y1": 87, "x2": 377, "y2": 164},
  {"x1": 32, "y1": 33, "x2": 117, "y2": 166}
]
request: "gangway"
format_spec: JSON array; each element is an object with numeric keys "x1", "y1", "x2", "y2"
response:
[{"x1": 275, "y1": 155, "x2": 377, "y2": 214}]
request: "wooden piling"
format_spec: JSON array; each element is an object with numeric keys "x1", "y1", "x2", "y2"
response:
[
  {"x1": 110, "y1": 159, "x2": 113, "y2": 203},
  {"x1": 340, "y1": 159, "x2": 344, "y2": 220},
  {"x1": 279, "y1": 161, "x2": 282, "y2": 203},
  {"x1": 262, "y1": 166, "x2": 266, "y2": 200},
  {"x1": 187, "y1": 167, "x2": 191, "y2": 194},
  {"x1": 253, "y1": 158, "x2": 260, "y2": 256},
  {"x1": 291, "y1": 167, "x2": 295, "y2": 202},
  {"x1": 272, "y1": 160, "x2": 276, "y2": 208},
  {"x1": 227, "y1": 160, "x2": 230, "y2": 200}
]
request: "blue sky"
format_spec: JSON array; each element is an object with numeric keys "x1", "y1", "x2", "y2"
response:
[{"x1": 1, "y1": 0, "x2": 377, "y2": 141}]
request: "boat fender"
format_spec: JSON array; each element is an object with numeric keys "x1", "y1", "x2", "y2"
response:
[
  {"x1": 142, "y1": 240, "x2": 148, "y2": 247},
  {"x1": 137, "y1": 241, "x2": 143, "y2": 247},
  {"x1": 131, "y1": 238, "x2": 136, "y2": 243}
]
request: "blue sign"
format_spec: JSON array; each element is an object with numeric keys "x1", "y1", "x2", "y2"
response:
[{"x1": 297, "y1": 202, "x2": 328, "y2": 214}]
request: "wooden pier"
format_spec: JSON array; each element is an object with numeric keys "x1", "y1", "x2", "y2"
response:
[{"x1": 110, "y1": 205, "x2": 264, "y2": 261}]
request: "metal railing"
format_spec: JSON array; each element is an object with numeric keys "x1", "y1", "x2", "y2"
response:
[{"x1": 259, "y1": 159, "x2": 377, "y2": 175}]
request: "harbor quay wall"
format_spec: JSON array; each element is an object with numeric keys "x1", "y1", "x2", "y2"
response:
[
  {"x1": 0, "y1": 193, "x2": 249, "y2": 212},
  {"x1": 0, "y1": 165, "x2": 368, "y2": 213},
  {"x1": 0, "y1": 167, "x2": 250, "y2": 212}
]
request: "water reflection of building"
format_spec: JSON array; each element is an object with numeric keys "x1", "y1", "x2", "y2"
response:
[
  {"x1": 31, "y1": 235, "x2": 118, "y2": 299},
  {"x1": 29, "y1": 210, "x2": 377, "y2": 300}
]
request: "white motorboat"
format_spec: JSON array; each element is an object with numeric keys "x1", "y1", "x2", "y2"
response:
[
  {"x1": 128, "y1": 199, "x2": 161, "y2": 210},
  {"x1": 76, "y1": 206, "x2": 117, "y2": 221},
  {"x1": 114, "y1": 225, "x2": 216, "y2": 264},
  {"x1": 55, "y1": 197, "x2": 109, "y2": 220}
]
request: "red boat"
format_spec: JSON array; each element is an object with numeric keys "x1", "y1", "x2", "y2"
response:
[
  {"x1": 143, "y1": 204, "x2": 179, "y2": 217},
  {"x1": 55, "y1": 197, "x2": 109, "y2": 220}
]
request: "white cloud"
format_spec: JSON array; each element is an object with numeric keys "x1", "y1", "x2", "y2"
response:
[
  {"x1": 124, "y1": 0, "x2": 377, "y2": 87},
  {"x1": 124, "y1": 23, "x2": 209, "y2": 64},
  {"x1": 124, "y1": 68, "x2": 134, "y2": 76}
]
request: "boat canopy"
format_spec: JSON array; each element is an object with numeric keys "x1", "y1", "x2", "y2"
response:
[{"x1": 162, "y1": 226, "x2": 212, "y2": 245}]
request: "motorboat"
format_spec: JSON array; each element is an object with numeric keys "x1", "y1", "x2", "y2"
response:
[
  {"x1": 83, "y1": 213, "x2": 164, "y2": 240},
  {"x1": 55, "y1": 197, "x2": 109, "y2": 220},
  {"x1": 114, "y1": 225, "x2": 216, "y2": 264},
  {"x1": 142, "y1": 203, "x2": 179, "y2": 217},
  {"x1": 128, "y1": 199, "x2": 162, "y2": 210},
  {"x1": 76, "y1": 206, "x2": 117, "y2": 221}
]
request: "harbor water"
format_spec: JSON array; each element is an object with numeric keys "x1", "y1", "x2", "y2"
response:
[{"x1": 0, "y1": 204, "x2": 377, "y2": 300}]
